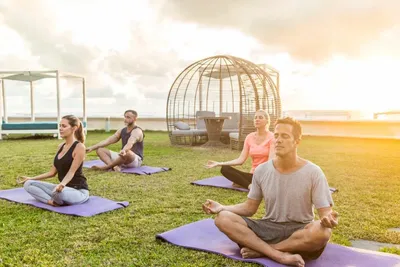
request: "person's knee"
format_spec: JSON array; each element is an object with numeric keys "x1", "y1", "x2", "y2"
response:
[
  {"x1": 122, "y1": 151, "x2": 135, "y2": 163},
  {"x1": 215, "y1": 210, "x2": 236, "y2": 231},
  {"x1": 95, "y1": 147, "x2": 106, "y2": 156},
  {"x1": 23, "y1": 180, "x2": 34, "y2": 190},
  {"x1": 220, "y1": 165, "x2": 232, "y2": 176},
  {"x1": 304, "y1": 222, "x2": 331, "y2": 247}
]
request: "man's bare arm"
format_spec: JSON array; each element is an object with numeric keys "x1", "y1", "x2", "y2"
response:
[
  {"x1": 222, "y1": 198, "x2": 261, "y2": 216},
  {"x1": 203, "y1": 198, "x2": 261, "y2": 217},
  {"x1": 87, "y1": 129, "x2": 122, "y2": 151}
]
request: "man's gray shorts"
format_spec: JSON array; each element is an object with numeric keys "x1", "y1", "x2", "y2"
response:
[
  {"x1": 242, "y1": 217, "x2": 326, "y2": 260},
  {"x1": 242, "y1": 217, "x2": 307, "y2": 244},
  {"x1": 110, "y1": 150, "x2": 142, "y2": 168}
]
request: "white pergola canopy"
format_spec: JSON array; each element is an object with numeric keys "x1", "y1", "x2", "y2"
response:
[
  {"x1": 0, "y1": 70, "x2": 87, "y2": 139},
  {"x1": 0, "y1": 70, "x2": 84, "y2": 81}
]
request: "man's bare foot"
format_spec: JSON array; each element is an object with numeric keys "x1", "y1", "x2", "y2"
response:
[
  {"x1": 113, "y1": 166, "x2": 122, "y2": 172},
  {"x1": 91, "y1": 165, "x2": 108, "y2": 170},
  {"x1": 47, "y1": 200, "x2": 60, "y2": 207},
  {"x1": 241, "y1": 248, "x2": 304, "y2": 266},
  {"x1": 278, "y1": 252, "x2": 305, "y2": 267},
  {"x1": 240, "y1": 247, "x2": 263, "y2": 258}
]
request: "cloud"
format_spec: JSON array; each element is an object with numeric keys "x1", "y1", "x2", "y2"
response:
[
  {"x1": 154, "y1": 0, "x2": 400, "y2": 62},
  {"x1": 0, "y1": 0, "x2": 178, "y2": 116},
  {"x1": 134, "y1": 74, "x2": 174, "y2": 100},
  {"x1": 0, "y1": 1, "x2": 99, "y2": 74},
  {"x1": 65, "y1": 85, "x2": 115, "y2": 99},
  {"x1": 2, "y1": 0, "x2": 399, "y2": 117}
]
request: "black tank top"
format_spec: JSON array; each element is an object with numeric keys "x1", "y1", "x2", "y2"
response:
[
  {"x1": 54, "y1": 141, "x2": 89, "y2": 190},
  {"x1": 121, "y1": 126, "x2": 144, "y2": 160}
]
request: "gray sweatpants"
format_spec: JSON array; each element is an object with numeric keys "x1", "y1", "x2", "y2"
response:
[{"x1": 24, "y1": 180, "x2": 89, "y2": 205}]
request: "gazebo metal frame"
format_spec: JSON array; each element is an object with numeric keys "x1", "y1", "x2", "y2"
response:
[{"x1": 166, "y1": 55, "x2": 281, "y2": 149}]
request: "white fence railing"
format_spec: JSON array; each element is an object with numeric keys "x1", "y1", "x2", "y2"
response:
[{"x1": 2, "y1": 116, "x2": 400, "y2": 139}]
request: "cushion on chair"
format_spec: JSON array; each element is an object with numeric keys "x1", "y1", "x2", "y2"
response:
[
  {"x1": 173, "y1": 121, "x2": 191, "y2": 130},
  {"x1": 171, "y1": 130, "x2": 193, "y2": 136},
  {"x1": 229, "y1": 132, "x2": 239, "y2": 139}
]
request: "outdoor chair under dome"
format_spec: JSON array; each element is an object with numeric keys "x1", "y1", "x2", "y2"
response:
[{"x1": 166, "y1": 55, "x2": 281, "y2": 149}]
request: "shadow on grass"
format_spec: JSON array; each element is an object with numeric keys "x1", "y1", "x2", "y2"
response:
[{"x1": 2, "y1": 134, "x2": 56, "y2": 140}]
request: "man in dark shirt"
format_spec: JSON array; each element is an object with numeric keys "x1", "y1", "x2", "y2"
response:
[{"x1": 86, "y1": 110, "x2": 144, "y2": 171}]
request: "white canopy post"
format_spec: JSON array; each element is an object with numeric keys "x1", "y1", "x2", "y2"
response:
[
  {"x1": 30, "y1": 81, "x2": 35, "y2": 122},
  {"x1": 56, "y1": 71, "x2": 61, "y2": 139},
  {"x1": 0, "y1": 79, "x2": 3, "y2": 122},
  {"x1": 82, "y1": 78, "x2": 86, "y2": 125},
  {"x1": 0, "y1": 79, "x2": 3, "y2": 140},
  {"x1": 1, "y1": 79, "x2": 6, "y2": 122}
]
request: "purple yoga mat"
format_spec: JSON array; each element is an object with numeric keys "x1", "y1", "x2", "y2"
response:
[
  {"x1": 83, "y1": 159, "x2": 171, "y2": 175},
  {"x1": 0, "y1": 188, "x2": 129, "y2": 217},
  {"x1": 192, "y1": 176, "x2": 249, "y2": 192},
  {"x1": 156, "y1": 218, "x2": 400, "y2": 267},
  {"x1": 192, "y1": 176, "x2": 338, "y2": 193}
]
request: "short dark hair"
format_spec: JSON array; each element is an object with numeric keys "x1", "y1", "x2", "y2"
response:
[
  {"x1": 275, "y1": 117, "x2": 302, "y2": 140},
  {"x1": 124, "y1": 110, "x2": 138, "y2": 117}
]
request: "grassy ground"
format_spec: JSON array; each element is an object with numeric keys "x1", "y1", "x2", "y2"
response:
[{"x1": 0, "y1": 131, "x2": 400, "y2": 266}]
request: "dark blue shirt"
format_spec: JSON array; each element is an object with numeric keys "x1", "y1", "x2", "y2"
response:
[{"x1": 121, "y1": 126, "x2": 144, "y2": 160}]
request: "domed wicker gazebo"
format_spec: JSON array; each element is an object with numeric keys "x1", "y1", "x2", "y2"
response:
[{"x1": 166, "y1": 55, "x2": 281, "y2": 149}]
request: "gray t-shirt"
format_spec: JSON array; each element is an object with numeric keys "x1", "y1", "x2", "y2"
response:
[{"x1": 248, "y1": 160, "x2": 334, "y2": 224}]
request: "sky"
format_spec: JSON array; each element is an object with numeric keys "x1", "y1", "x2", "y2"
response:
[{"x1": 0, "y1": 0, "x2": 399, "y2": 118}]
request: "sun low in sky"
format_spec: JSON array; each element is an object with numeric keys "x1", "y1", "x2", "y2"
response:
[{"x1": 0, "y1": 0, "x2": 399, "y2": 117}]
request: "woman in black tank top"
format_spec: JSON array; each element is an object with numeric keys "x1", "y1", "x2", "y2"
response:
[{"x1": 19, "y1": 115, "x2": 90, "y2": 206}]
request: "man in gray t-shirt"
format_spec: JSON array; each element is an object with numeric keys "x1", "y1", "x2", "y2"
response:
[
  {"x1": 249, "y1": 160, "x2": 333, "y2": 224},
  {"x1": 203, "y1": 117, "x2": 338, "y2": 267}
]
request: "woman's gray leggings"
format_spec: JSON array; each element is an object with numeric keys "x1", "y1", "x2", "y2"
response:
[{"x1": 24, "y1": 180, "x2": 89, "y2": 205}]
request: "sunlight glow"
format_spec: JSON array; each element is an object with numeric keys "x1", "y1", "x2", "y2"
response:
[{"x1": 1, "y1": 0, "x2": 399, "y2": 116}]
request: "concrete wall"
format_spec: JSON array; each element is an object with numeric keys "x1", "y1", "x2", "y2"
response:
[
  {"x1": 3, "y1": 116, "x2": 167, "y2": 131},
  {"x1": 4, "y1": 116, "x2": 400, "y2": 139}
]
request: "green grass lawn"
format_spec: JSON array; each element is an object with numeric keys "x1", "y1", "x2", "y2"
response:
[{"x1": 1, "y1": 131, "x2": 400, "y2": 266}]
